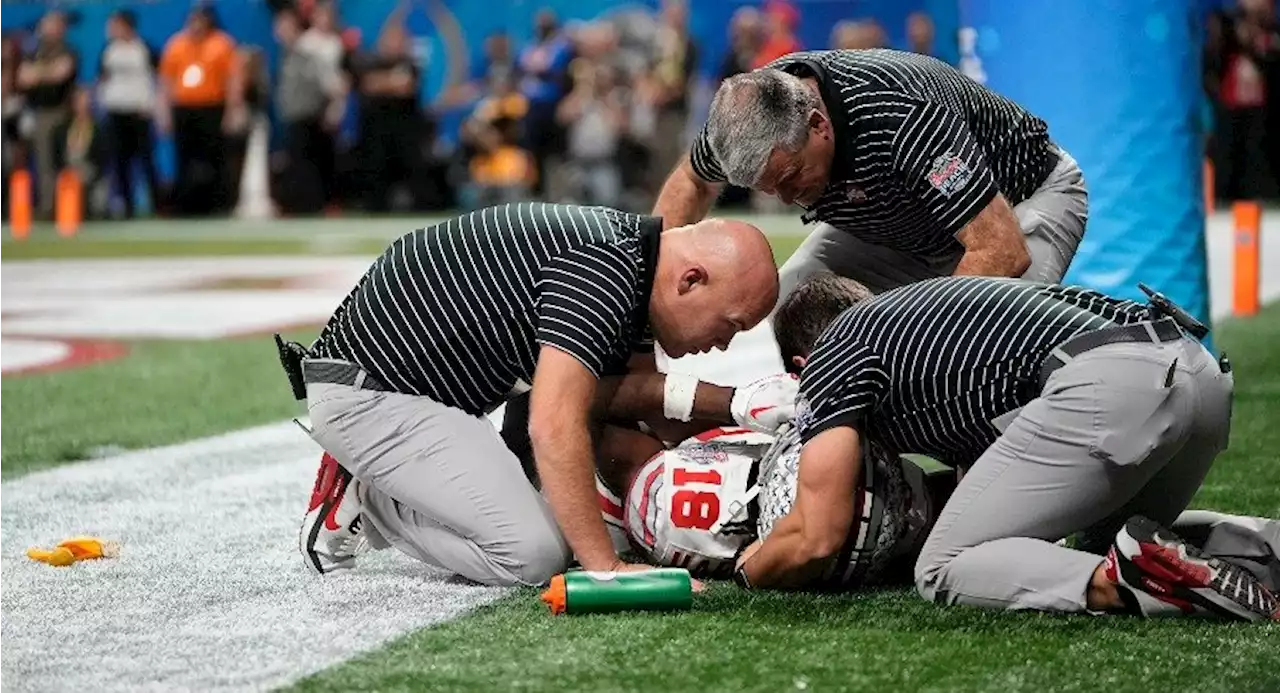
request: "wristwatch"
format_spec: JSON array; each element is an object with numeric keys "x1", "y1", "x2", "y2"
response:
[{"x1": 732, "y1": 564, "x2": 753, "y2": 590}]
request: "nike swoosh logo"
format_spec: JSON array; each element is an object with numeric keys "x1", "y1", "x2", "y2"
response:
[
  {"x1": 322, "y1": 476, "x2": 347, "y2": 531},
  {"x1": 749, "y1": 405, "x2": 776, "y2": 418}
]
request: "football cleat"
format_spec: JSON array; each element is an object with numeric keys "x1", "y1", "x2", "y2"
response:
[
  {"x1": 1107, "y1": 515, "x2": 1280, "y2": 622},
  {"x1": 299, "y1": 452, "x2": 365, "y2": 574}
]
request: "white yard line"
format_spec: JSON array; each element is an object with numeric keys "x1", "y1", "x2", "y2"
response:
[{"x1": 0, "y1": 423, "x2": 509, "y2": 692}]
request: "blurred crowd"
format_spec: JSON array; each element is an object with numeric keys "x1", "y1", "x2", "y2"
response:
[
  {"x1": 0, "y1": 0, "x2": 939, "y2": 220},
  {"x1": 1206, "y1": 0, "x2": 1280, "y2": 202},
  {"x1": 421, "y1": 0, "x2": 934, "y2": 213}
]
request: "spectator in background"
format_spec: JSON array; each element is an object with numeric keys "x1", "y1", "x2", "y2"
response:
[
  {"x1": 98, "y1": 9, "x2": 162, "y2": 218},
  {"x1": 3, "y1": 34, "x2": 29, "y2": 213},
  {"x1": 274, "y1": 7, "x2": 340, "y2": 213},
  {"x1": 753, "y1": 0, "x2": 801, "y2": 68},
  {"x1": 831, "y1": 20, "x2": 887, "y2": 50},
  {"x1": 440, "y1": 32, "x2": 518, "y2": 108},
  {"x1": 558, "y1": 61, "x2": 627, "y2": 207},
  {"x1": 719, "y1": 7, "x2": 763, "y2": 82},
  {"x1": 1213, "y1": 0, "x2": 1277, "y2": 201},
  {"x1": 519, "y1": 9, "x2": 574, "y2": 197},
  {"x1": 349, "y1": 20, "x2": 422, "y2": 211},
  {"x1": 226, "y1": 46, "x2": 267, "y2": 213},
  {"x1": 467, "y1": 116, "x2": 536, "y2": 208},
  {"x1": 299, "y1": 1, "x2": 346, "y2": 94},
  {"x1": 646, "y1": 0, "x2": 698, "y2": 194},
  {"x1": 18, "y1": 11, "x2": 78, "y2": 219},
  {"x1": 53, "y1": 87, "x2": 110, "y2": 219},
  {"x1": 715, "y1": 7, "x2": 763, "y2": 210},
  {"x1": 907, "y1": 11, "x2": 936, "y2": 56},
  {"x1": 159, "y1": 5, "x2": 242, "y2": 215}
]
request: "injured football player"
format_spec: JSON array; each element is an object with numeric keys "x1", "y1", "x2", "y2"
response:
[
  {"x1": 597, "y1": 425, "x2": 955, "y2": 587},
  {"x1": 598, "y1": 426, "x2": 1280, "y2": 593}
]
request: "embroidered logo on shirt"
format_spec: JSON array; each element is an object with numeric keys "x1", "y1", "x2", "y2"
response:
[
  {"x1": 926, "y1": 153, "x2": 973, "y2": 197},
  {"x1": 845, "y1": 185, "x2": 867, "y2": 203},
  {"x1": 793, "y1": 394, "x2": 815, "y2": 433}
]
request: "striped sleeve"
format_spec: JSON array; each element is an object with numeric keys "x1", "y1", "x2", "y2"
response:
[
  {"x1": 688, "y1": 121, "x2": 728, "y2": 183},
  {"x1": 536, "y1": 242, "x2": 641, "y2": 378},
  {"x1": 889, "y1": 100, "x2": 998, "y2": 241},
  {"x1": 795, "y1": 337, "x2": 890, "y2": 443}
]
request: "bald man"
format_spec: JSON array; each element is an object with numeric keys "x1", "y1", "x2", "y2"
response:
[{"x1": 287, "y1": 203, "x2": 781, "y2": 586}]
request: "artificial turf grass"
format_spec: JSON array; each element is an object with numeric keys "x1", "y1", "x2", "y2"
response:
[
  {"x1": 291, "y1": 304, "x2": 1280, "y2": 693},
  {"x1": 0, "y1": 330, "x2": 313, "y2": 477},
  {"x1": 292, "y1": 585, "x2": 1279, "y2": 693}
]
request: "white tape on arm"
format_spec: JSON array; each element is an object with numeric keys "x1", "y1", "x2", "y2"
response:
[{"x1": 662, "y1": 374, "x2": 700, "y2": 422}]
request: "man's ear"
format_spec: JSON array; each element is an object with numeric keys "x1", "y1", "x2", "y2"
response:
[
  {"x1": 678, "y1": 266, "x2": 707, "y2": 295},
  {"x1": 809, "y1": 109, "x2": 829, "y2": 135},
  {"x1": 791, "y1": 355, "x2": 808, "y2": 371}
]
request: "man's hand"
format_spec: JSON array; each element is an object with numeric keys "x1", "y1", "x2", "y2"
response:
[
  {"x1": 738, "y1": 426, "x2": 861, "y2": 589},
  {"x1": 952, "y1": 194, "x2": 1031, "y2": 278},
  {"x1": 731, "y1": 374, "x2": 800, "y2": 434},
  {"x1": 529, "y1": 345, "x2": 633, "y2": 572},
  {"x1": 652, "y1": 156, "x2": 721, "y2": 230}
]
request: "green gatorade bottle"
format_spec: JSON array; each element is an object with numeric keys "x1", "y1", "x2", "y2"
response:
[{"x1": 540, "y1": 568, "x2": 694, "y2": 615}]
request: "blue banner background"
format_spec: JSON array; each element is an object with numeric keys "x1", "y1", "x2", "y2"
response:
[{"x1": 959, "y1": 0, "x2": 1213, "y2": 334}]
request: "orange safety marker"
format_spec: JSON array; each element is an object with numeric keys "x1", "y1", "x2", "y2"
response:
[
  {"x1": 1203, "y1": 158, "x2": 1215, "y2": 215},
  {"x1": 1232, "y1": 201, "x2": 1261, "y2": 317},
  {"x1": 55, "y1": 168, "x2": 81, "y2": 237},
  {"x1": 9, "y1": 169, "x2": 32, "y2": 239}
]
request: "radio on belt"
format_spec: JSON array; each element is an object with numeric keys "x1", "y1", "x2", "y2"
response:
[{"x1": 1137, "y1": 282, "x2": 1209, "y2": 339}]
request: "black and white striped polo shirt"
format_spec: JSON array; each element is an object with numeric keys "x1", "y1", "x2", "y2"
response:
[
  {"x1": 795, "y1": 277, "x2": 1150, "y2": 466},
  {"x1": 690, "y1": 49, "x2": 1059, "y2": 259},
  {"x1": 310, "y1": 203, "x2": 658, "y2": 416}
]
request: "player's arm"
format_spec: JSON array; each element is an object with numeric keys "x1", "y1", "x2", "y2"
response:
[
  {"x1": 596, "y1": 372, "x2": 798, "y2": 435},
  {"x1": 652, "y1": 124, "x2": 726, "y2": 230},
  {"x1": 736, "y1": 426, "x2": 861, "y2": 588},
  {"x1": 890, "y1": 102, "x2": 1029, "y2": 278}
]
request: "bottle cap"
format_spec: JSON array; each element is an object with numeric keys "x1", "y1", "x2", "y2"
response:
[{"x1": 540, "y1": 574, "x2": 567, "y2": 615}]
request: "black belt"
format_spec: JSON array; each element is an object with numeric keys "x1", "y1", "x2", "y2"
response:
[
  {"x1": 302, "y1": 360, "x2": 392, "y2": 392},
  {"x1": 1038, "y1": 318, "x2": 1185, "y2": 389}
]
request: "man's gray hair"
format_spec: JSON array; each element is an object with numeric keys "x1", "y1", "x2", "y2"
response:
[{"x1": 706, "y1": 69, "x2": 820, "y2": 188}]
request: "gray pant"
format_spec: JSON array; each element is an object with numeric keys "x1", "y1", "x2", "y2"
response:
[
  {"x1": 31, "y1": 107, "x2": 68, "y2": 216},
  {"x1": 305, "y1": 377, "x2": 571, "y2": 587},
  {"x1": 777, "y1": 148, "x2": 1088, "y2": 299},
  {"x1": 915, "y1": 334, "x2": 1234, "y2": 612}
]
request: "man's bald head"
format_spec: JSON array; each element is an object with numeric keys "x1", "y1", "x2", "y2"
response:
[{"x1": 650, "y1": 219, "x2": 778, "y2": 357}]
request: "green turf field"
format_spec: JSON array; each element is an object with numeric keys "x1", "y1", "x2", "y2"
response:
[{"x1": 3, "y1": 228, "x2": 1278, "y2": 692}]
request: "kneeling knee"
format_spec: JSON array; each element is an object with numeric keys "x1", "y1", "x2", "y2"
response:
[
  {"x1": 505, "y1": 529, "x2": 571, "y2": 587},
  {"x1": 913, "y1": 551, "x2": 946, "y2": 603}
]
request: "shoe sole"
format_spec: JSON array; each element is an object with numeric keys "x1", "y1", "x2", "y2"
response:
[{"x1": 1116, "y1": 516, "x2": 1272, "y2": 622}]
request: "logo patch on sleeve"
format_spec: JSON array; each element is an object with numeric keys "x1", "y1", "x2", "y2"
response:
[{"x1": 926, "y1": 153, "x2": 973, "y2": 197}]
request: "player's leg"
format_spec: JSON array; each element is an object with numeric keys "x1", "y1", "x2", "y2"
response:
[
  {"x1": 1014, "y1": 147, "x2": 1088, "y2": 284},
  {"x1": 307, "y1": 382, "x2": 571, "y2": 587},
  {"x1": 914, "y1": 341, "x2": 1199, "y2": 613}
]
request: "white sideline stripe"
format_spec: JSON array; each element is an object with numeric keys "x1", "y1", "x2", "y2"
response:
[{"x1": 0, "y1": 422, "x2": 510, "y2": 692}]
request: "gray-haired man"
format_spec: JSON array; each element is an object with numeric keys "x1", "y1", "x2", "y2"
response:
[{"x1": 654, "y1": 49, "x2": 1088, "y2": 300}]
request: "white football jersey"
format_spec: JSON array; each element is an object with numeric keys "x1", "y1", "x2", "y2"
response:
[
  {"x1": 623, "y1": 427, "x2": 773, "y2": 578},
  {"x1": 610, "y1": 426, "x2": 923, "y2": 587}
]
